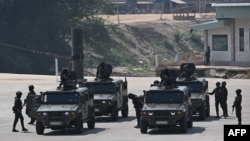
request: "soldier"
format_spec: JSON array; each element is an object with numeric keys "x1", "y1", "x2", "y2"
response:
[
  {"x1": 221, "y1": 81, "x2": 228, "y2": 117},
  {"x1": 23, "y1": 85, "x2": 36, "y2": 124},
  {"x1": 58, "y1": 68, "x2": 70, "y2": 88},
  {"x1": 96, "y1": 62, "x2": 112, "y2": 80},
  {"x1": 128, "y1": 93, "x2": 143, "y2": 128},
  {"x1": 12, "y1": 91, "x2": 28, "y2": 132},
  {"x1": 232, "y1": 89, "x2": 242, "y2": 125},
  {"x1": 209, "y1": 82, "x2": 225, "y2": 118},
  {"x1": 204, "y1": 46, "x2": 210, "y2": 66}
]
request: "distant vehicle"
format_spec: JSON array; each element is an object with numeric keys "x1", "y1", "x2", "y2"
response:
[
  {"x1": 35, "y1": 78, "x2": 95, "y2": 135},
  {"x1": 83, "y1": 62, "x2": 128, "y2": 121},
  {"x1": 140, "y1": 68, "x2": 193, "y2": 134},
  {"x1": 176, "y1": 63, "x2": 210, "y2": 120}
]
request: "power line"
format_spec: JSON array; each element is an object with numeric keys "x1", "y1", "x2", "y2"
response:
[{"x1": 0, "y1": 42, "x2": 71, "y2": 60}]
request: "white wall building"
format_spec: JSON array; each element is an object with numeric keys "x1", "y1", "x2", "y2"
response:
[{"x1": 191, "y1": 3, "x2": 250, "y2": 66}]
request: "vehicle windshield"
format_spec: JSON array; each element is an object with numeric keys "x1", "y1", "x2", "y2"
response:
[
  {"x1": 176, "y1": 82, "x2": 203, "y2": 93},
  {"x1": 43, "y1": 92, "x2": 79, "y2": 104},
  {"x1": 84, "y1": 83, "x2": 115, "y2": 94},
  {"x1": 145, "y1": 91, "x2": 184, "y2": 104}
]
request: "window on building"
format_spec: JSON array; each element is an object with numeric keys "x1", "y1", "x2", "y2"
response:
[
  {"x1": 212, "y1": 35, "x2": 228, "y2": 51},
  {"x1": 239, "y1": 28, "x2": 244, "y2": 51}
]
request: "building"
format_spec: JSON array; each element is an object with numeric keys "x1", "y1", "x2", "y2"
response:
[{"x1": 191, "y1": 3, "x2": 250, "y2": 66}]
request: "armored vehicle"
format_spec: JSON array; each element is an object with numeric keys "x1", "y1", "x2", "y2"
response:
[
  {"x1": 83, "y1": 78, "x2": 128, "y2": 121},
  {"x1": 83, "y1": 62, "x2": 128, "y2": 121},
  {"x1": 35, "y1": 78, "x2": 95, "y2": 135},
  {"x1": 176, "y1": 63, "x2": 210, "y2": 120},
  {"x1": 140, "y1": 69, "x2": 193, "y2": 134}
]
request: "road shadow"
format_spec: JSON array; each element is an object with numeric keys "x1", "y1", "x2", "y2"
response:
[
  {"x1": 193, "y1": 115, "x2": 222, "y2": 122},
  {"x1": 95, "y1": 116, "x2": 136, "y2": 123},
  {"x1": 43, "y1": 127, "x2": 106, "y2": 136},
  {"x1": 147, "y1": 126, "x2": 206, "y2": 135}
]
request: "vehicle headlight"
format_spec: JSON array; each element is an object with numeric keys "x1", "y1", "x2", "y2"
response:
[
  {"x1": 42, "y1": 112, "x2": 47, "y2": 117},
  {"x1": 177, "y1": 111, "x2": 183, "y2": 115},
  {"x1": 148, "y1": 112, "x2": 153, "y2": 116},
  {"x1": 71, "y1": 111, "x2": 76, "y2": 116},
  {"x1": 36, "y1": 112, "x2": 42, "y2": 117},
  {"x1": 142, "y1": 111, "x2": 148, "y2": 116},
  {"x1": 102, "y1": 100, "x2": 106, "y2": 104},
  {"x1": 142, "y1": 111, "x2": 153, "y2": 116},
  {"x1": 65, "y1": 112, "x2": 70, "y2": 116}
]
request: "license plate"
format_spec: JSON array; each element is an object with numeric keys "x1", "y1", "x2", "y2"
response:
[
  {"x1": 95, "y1": 108, "x2": 99, "y2": 112},
  {"x1": 156, "y1": 121, "x2": 168, "y2": 124},
  {"x1": 50, "y1": 121, "x2": 62, "y2": 126}
]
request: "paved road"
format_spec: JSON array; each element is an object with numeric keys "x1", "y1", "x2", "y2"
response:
[{"x1": 0, "y1": 73, "x2": 249, "y2": 141}]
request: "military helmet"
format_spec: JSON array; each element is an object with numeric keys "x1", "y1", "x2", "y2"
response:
[
  {"x1": 216, "y1": 82, "x2": 220, "y2": 86},
  {"x1": 16, "y1": 91, "x2": 22, "y2": 96},
  {"x1": 128, "y1": 93, "x2": 136, "y2": 99},
  {"x1": 28, "y1": 85, "x2": 34, "y2": 90},
  {"x1": 222, "y1": 81, "x2": 226, "y2": 86},
  {"x1": 236, "y1": 89, "x2": 242, "y2": 94}
]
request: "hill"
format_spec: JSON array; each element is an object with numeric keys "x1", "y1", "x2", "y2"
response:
[{"x1": 85, "y1": 14, "x2": 214, "y2": 77}]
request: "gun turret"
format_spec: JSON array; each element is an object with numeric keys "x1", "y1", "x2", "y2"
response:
[
  {"x1": 178, "y1": 63, "x2": 196, "y2": 80},
  {"x1": 160, "y1": 68, "x2": 177, "y2": 89},
  {"x1": 95, "y1": 62, "x2": 113, "y2": 81}
]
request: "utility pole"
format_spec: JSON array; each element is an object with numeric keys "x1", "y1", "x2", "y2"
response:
[
  {"x1": 160, "y1": 0, "x2": 164, "y2": 20},
  {"x1": 117, "y1": 0, "x2": 120, "y2": 24}
]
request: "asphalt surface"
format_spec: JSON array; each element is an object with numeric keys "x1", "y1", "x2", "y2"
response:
[{"x1": 0, "y1": 73, "x2": 249, "y2": 141}]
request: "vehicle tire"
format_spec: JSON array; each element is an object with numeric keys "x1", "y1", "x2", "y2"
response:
[
  {"x1": 199, "y1": 103, "x2": 206, "y2": 120},
  {"x1": 179, "y1": 116, "x2": 187, "y2": 133},
  {"x1": 111, "y1": 105, "x2": 119, "y2": 121},
  {"x1": 36, "y1": 121, "x2": 44, "y2": 135},
  {"x1": 187, "y1": 111, "x2": 193, "y2": 128},
  {"x1": 121, "y1": 103, "x2": 129, "y2": 117},
  {"x1": 205, "y1": 95, "x2": 210, "y2": 117},
  {"x1": 87, "y1": 111, "x2": 95, "y2": 129},
  {"x1": 140, "y1": 119, "x2": 148, "y2": 134},
  {"x1": 75, "y1": 118, "x2": 83, "y2": 133}
]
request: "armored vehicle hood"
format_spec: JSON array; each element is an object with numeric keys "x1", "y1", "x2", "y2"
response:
[
  {"x1": 143, "y1": 103, "x2": 185, "y2": 111},
  {"x1": 37, "y1": 104, "x2": 79, "y2": 112},
  {"x1": 94, "y1": 94, "x2": 115, "y2": 100},
  {"x1": 191, "y1": 93, "x2": 205, "y2": 100}
]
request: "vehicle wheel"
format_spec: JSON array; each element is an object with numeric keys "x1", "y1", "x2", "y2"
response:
[
  {"x1": 75, "y1": 118, "x2": 83, "y2": 133},
  {"x1": 121, "y1": 103, "x2": 129, "y2": 117},
  {"x1": 205, "y1": 95, "x2": 210, "y2": 117},
  {"x1": 36, "y1": 121, "x2": 44, "y2": 135},
  {"x1": 140, "y1": 119, "x2": 148, "y2": 134},
  {"x1": 111, "y1": 105, "x2": 119, "y2": 121},
  {"x1": 199, "y1": 103, "x2": 206, "y2": 120},
  {"x1": 87, "y1": 111, "x2": 95, "y2": 129},
  {"x1": 179, "y1": 116, "x2": 187, "y2": 133}
]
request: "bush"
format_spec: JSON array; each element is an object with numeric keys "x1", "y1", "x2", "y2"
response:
[
  {"x1": 173, "y1": 30, "x2": 181, "y2": 42},
  {"x1": 163, "y1": 39, "x2": 174, "y2": 50}
]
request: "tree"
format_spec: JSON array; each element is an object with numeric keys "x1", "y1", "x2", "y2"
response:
[{"x1": 0, "y1": 0, "x2": 115, "y2": 74}]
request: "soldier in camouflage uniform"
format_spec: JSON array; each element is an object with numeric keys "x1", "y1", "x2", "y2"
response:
[
  {"x1": 128, "y1": 93, "x2": 143, "y2": 128},
  {"x1": 232, "y1": 89, "x2": 242, "y2": 125},
  {"x1": 12, "y1": 91, "x2": 28, "y2": 132},
  {"x1": 23, "y1": 85, "x2": 37, "y2": 124}
]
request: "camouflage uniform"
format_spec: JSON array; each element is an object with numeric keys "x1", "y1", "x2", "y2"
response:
[
  {"x1": 24, "y1": 85, "x2": 37, "y2": 124},
  {"x1": 12, "y1": 91, "x2": 28, "y2": 132},
  {"x1": 232, "y1": 89, "x2": 242, "y2": 125},
  {"x1": 128, "y1": 93, "x2": 143, "y2": 128}
]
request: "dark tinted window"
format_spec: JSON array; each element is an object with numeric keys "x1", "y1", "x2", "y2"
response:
[
  {"x1": 43, "y1": 92, "x2": 79, "y2": 104},
  {"x1": 176, "y1": 82, "x2": 203, "y2": 93},
  {"x1": 145, "y1": 91, "x2": 183, "y2": 104},
  {"x1": 84, "y1": 83, "x2": 115, "y2": 94}
]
